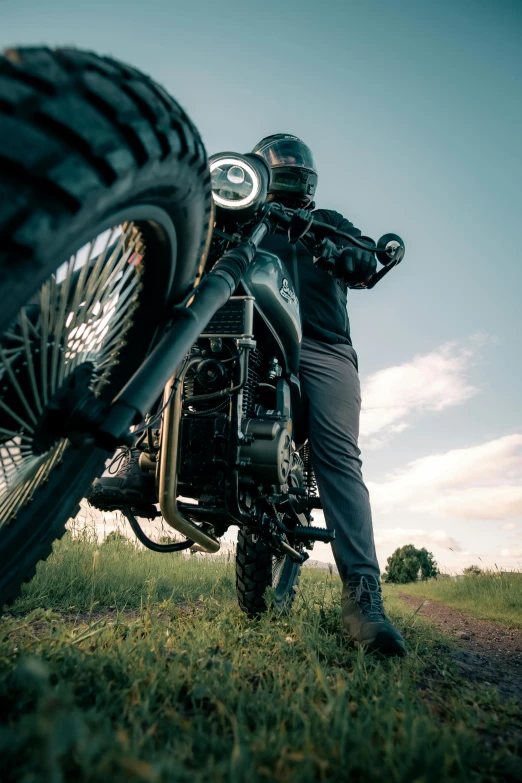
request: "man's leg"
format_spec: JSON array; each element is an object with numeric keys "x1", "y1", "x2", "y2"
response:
[
  {"x1": 298, "y1": 337, "x2": 406, "y2": 656},
  {"x1": 298, "y1": 337, "x2": 379, "y2": 583}
]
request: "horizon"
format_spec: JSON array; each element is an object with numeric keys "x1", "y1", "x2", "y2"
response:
[{"x1": 72, "y1": 504, "x2": 521, "y2": 577}]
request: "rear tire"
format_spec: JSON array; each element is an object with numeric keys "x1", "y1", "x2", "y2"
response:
[
  {"x1": 236, "y1": 531, "x2": 302, "y2": 618},
  {"x1": 235, "y1": 458, "x2": 306, "y2": 617},
  {"x1": 0, "y1": 47, "x2": 212, "y2": 606}
]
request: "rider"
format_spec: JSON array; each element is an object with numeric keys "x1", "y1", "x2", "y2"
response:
[
  {"x1": 252, "y1": 134, "x2": 406, "y2": 657},
  {"x1": 88, "y1": 133, "x2": 406, "y2": 657}
]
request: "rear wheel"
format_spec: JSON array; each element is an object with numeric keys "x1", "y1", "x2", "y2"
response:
[
  {"x1": 235, "y1": 457, "x2": 306, "y2": 617},
  {"x1": 0, "y1": 47, "x2": 212, "y2": 606},
  {"x1": 235, "y1": 532, "x2": 302, "y2": 617}
]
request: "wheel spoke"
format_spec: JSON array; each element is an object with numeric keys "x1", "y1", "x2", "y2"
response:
[
  {"x1": 0, "y1": 451, "x2": 49, "y2": 521},
  {"x1": 67, "y1": 232, "x2": 128, "y2": 338},
  {"x1": 0, "y1": 222, "x2": 143, "y2": 528},
  {"x1": 0, "y1": 345, "x2": 38, "y2": 426},
  {"x1": 50, "y1": 254, "x2": 77, "y2": 395},
  {"x1": 0, "y1": 399, "x2": 35, "y2": 434},
  {"x1": 57, "y1": 240, "x2": 94, "y2": 387},
  {"x1": 19, "y1": 310, "x2": 43, "y2": 416},
  {"x1": 1, "y1": 331, "x2": 24, "y2": 343},
  {"x1": 40, "y1": 280, "x2": 51, "y2": 406},
  {"x1": 77, "y1": 280, "x2": 141, "y2": 367},
  {"x1": 64, "y1": 232, "x2": 138, "y2": 376},
  {"x1": 0, "y1": 427, "x2": 31, "y2": 443}
]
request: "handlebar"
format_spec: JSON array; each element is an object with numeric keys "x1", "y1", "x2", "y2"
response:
[
  {"x1": 213, "y1": 203, "x2": 405, "y2": 292},
  {"x1": 266, "y1": 205, "x2": 405, "y2": 289},
  {"x1": 268, "y1": 206, "x2": 373, "y2": 251}
]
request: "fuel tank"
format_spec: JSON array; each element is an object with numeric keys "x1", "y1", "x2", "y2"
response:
[{"x1": 242, "y1": 249, "x2": 302, "y2": 374}]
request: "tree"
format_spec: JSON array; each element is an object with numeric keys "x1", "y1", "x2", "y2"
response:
[
  {"x1": 383, "y1": 544, "x2": 439, "y2": 584},
  {"x1": 463, "y1": 564, "x2": 482, "y2": 577},
  {"x1": 102, "y1": 530, "x2": 130, "y2": 546}
]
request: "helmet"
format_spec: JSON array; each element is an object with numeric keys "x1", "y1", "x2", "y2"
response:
[{"x1": 252, "y1": 134, "x2": 317, "y2": 206}]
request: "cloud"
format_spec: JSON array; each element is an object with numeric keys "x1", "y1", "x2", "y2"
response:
[
  {"x1": 500, "y1": 547, "x2": 522, "y2": 558},
  {"x1": 374, "y1": 526, "x2": 462, "y2": 551},
  {"x1": 359, "y1": 339, "x2": 481, "y2": 448},
  {"x1": 368, "y1": 434, "x2": 522, "y2": 520},
  {"x1": 296, "y1": 511, "x2": 521, "y2": 575},
  {"x1": 502, "y1": 523, "x2": 517, "y2": 531}
]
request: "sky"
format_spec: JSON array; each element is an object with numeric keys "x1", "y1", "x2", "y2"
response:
[{"x1": 2, "y1": 0, "x2": 521, "y2": 573}]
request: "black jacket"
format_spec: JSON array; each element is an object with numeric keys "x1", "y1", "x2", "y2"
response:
[{"x1": 259, "y1": 209, "x2": 361, "y2": 346}]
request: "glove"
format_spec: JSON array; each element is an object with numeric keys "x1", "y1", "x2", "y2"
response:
[{"x1": 335, "y1": 246, "x2": 377, "y2": 286}]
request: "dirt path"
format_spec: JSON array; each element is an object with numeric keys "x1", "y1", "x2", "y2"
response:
[{"x1": 398, "y1": 592, "x2": 522, "y2": 705}]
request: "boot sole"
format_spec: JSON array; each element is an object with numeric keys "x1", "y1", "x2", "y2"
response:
[{"x1": 87, "y1": 484, "x2": 158, "y2": 512}]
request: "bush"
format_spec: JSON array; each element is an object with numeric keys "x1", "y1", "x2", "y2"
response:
[
  {"x1": 102, "y1": 531, "x2": 131, "y2": 546},
  {"x1": 383, "y1": 544, "x2": 439, "y2": 584},
  {"x1": 463, "y1": 564, "x2": 482, "y2": 577}
]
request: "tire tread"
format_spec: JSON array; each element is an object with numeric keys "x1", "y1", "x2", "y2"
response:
[
  {"x1": 235, "y1": 531, "x2": 301, "y2": 618},
  {"x1": 0, "y1": 46, "x2": 208, "y2": 250}
]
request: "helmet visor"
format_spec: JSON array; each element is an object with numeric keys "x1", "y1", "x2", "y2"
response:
[{"x1": 255, "y1": 138, "x2": 316, "y2": 171}]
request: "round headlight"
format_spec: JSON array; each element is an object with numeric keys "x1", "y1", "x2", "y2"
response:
[
  {"x1": 210, "y1": 156, "x2": 261, "y2": 209},
  {"x1": 227, "y1": 166, "x2": 245, "y2": 185}
]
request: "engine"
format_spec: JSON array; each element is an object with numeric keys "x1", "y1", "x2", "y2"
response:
[
  {"x1": 177, "y1": 338, "x2": 238, "y2": 494},
  {"x1": 176, "y1": 296, "x2": 292, "y2": 500},
  {"x1": 177, "y1": 347, "x2": 265, "y2": 493}
]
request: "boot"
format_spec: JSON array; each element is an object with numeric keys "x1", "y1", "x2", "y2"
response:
[
  {"x1": 342, "y1": 574, "x2": 406, "y2": 657},
  {"x1": 87, "y1": 448, "x2": 156, "y2": 510}
]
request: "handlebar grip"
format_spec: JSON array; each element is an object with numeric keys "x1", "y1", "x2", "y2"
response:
[{"x1": 269, "y1": 204, "x2": 404, "y2": 289}]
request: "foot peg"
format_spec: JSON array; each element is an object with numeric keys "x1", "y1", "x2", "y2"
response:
[{"x1": 291, "y1": 524, "x2": 335, "y2": 543}]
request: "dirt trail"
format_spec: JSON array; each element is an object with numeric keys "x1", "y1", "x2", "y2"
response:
[{"x1": 398, "y1": 592, "x2": 522, "y2": 704}]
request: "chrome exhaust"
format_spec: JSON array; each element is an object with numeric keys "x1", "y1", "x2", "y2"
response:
[{"x1": 157, "y1": 361, "x2": 220, "y2": 553}]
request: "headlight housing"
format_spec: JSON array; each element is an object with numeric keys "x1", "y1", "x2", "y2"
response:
[{"x1": 209, "y1": 152, "x2": 270, "y2": 221}]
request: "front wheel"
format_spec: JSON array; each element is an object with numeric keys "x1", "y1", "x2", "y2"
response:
[{"x1": 0, "y1": 47, "x2": 212, "y2": 606}]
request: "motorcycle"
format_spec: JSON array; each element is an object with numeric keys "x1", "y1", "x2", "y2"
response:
[{"x1": 0, "y1": 48, "x2": 404, "y2": 613}]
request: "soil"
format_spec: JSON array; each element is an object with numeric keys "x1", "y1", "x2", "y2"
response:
[{"x1": 398, "y1": 592, "x2": 522, "y2": 705}]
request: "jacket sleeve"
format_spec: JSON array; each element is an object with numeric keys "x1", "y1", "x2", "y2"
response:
[
  {"x1": 310, "y1": 209, "x2": 364, "y2": 294},
  {"x1": 311, "y1": 208, "x2": 361, "y2": 249}
]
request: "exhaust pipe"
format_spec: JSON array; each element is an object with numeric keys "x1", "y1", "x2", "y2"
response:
[{"x1": 157, "y1": 362, "x2": 220, "y2": 553}]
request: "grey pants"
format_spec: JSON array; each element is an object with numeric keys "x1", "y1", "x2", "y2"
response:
[{"x1": 298, "y1": 337, "x2": 380, "y2": 583}]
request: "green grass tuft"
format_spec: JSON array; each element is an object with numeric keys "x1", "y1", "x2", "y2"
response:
[
  {"x1": 398, "y1": 570, "x2": 522, "y2": 629},
  {"x1": 1, "y1": 534, "x2": 520, "y2": 782}
]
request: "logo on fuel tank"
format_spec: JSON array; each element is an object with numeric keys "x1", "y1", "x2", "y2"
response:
[{"x1": 279, "y1": 278, "x2": 299, "y2": 309}]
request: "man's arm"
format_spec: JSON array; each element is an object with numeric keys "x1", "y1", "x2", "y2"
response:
[
  {"x1": 311, "y1": 209, "x2": 376, "y2": 286},
  {"x1": 311, "y1": 208, "x2": 362, "y2": 245}
]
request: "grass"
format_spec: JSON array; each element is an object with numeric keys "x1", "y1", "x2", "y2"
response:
[
  {"x1": 1, "y1": 533, "x2": 521, "y2": 782},
  {"x1": 396, "y1": 570, "x2": 522, "y2": 630}
]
